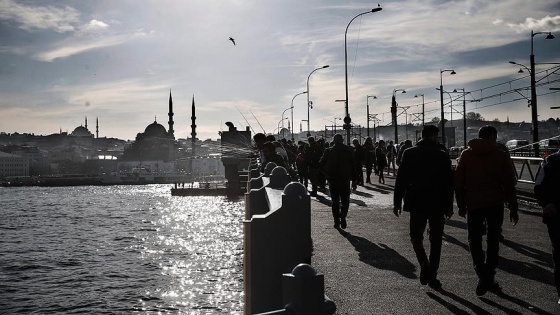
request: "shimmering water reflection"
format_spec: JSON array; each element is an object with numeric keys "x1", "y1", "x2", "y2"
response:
[{"x1": 0, "y1": 185, "x2": 244, "y2": 314}]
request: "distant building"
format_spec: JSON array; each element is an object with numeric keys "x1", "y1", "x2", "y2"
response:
[{"x1": 0, "y1": 151, "x2": 30, "y2": 177}]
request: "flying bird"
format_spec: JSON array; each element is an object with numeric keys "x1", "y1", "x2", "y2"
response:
[{"x1": 229, "y1": 37, "x2": 236, "y2": 45}]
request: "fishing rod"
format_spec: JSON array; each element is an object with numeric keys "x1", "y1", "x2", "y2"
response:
[
  {"x1": 249, "y1": 109, "x2": 266, "y2": 134},
  {"x1": 235, "y1": 105, "x2": 256, "y2": 134}
]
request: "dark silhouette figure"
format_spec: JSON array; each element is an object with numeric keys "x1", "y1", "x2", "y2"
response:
[
  {"x1": 455, "y1": 125, "x2": 519, "y2": 296},
  {"x1": 319, "y1": 134, "x2": 356, "y2": 229},
  {"x1": 375, "y1": 140, "x2": 387, "y2": 184},
  {"x1": 352, "y1": 138, "x2": 365, "y2": 187},
  {"x1": 229, "y1": 37, "x2": 236, "y2": 45},
  {"x1": 394, "y1": 125, "x2": 454, "y2": 291},
  {"x1": 534, "y1": 149, "x2": 560, "y2": 304}
]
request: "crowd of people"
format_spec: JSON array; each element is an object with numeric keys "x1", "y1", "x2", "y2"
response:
[{"x1": 251, "y1": 126, "x2": 560, "y2": 303}]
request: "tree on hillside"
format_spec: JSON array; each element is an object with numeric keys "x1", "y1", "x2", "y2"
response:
[
  {"x1": 493, "y1": 118, "x2": 500, "y2": 122},
  {"x1": 466, "y1": 112, "x2": 484, "y2": 121}
]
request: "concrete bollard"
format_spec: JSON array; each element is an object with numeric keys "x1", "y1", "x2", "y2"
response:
[
  {"x1": 282, "y1": 264, "x2": 324, "y2": 315},
  {"x1": 269, "y1": 166, "x2": 291, "y2": 189}
]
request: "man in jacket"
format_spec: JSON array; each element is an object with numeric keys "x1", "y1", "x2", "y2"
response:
[
  {"x1": 394, "y1": 125, "x2": 454, "y2": 290},
  {"x1": 535, "y1": 149, "x2": 560, "y2": 304},
  {"x1": 320, "y1": 134, "x2": 356, "y2": 229},
  {"x1": 454, "y1": 125, "x2": 519, "y2": 296}
]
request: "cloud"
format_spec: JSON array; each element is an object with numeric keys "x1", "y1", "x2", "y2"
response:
[
  {"x1": 81, "y1": 19, "x2": 109, "y2": 33},
  {"x1": 506, "y1": 15, "x2": 560, "y2": 32},
  {"x1": 33, "y1": 32, "x2": 143, "y2": 62},
  {"x1": 0, "y1": 0, "x2": 80, "y2": 33}
]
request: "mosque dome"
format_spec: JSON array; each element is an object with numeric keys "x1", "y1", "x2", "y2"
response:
[
  {"x1": 144, "y1": 120, "x2": 168, "y2": 138},
  {"x1": 71, "y1": 125, "x2": 92, "y2": 137}
]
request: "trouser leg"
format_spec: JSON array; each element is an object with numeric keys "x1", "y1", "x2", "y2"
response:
[
  {"x1": 548, "y1": 220, "x2": 560, "y2": 297},
  {"x1": 329, "y1": 182, "x2": 341, "y2": 223},
  {"x1": 410, "y1": 211, "x2": 429, "y2": 266},
  {"x1": 485, "y1": 206, "x2": 503, "y2": 280},
  {"x1": 428, "y1": 213, "x2": 445, "y2": 276},
  {"x1": 467, "y1": 210, "x2": 487, "y2": 279},
  {"x1": 340, "y1": 183, "x2": 351, "y2": 219}
]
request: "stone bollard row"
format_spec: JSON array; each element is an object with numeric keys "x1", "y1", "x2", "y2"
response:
[{"x1": 244, "y1": 165, "x2": 335, "y2": 315}]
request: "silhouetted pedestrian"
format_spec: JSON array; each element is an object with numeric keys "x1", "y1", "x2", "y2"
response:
[
  {"x1": 320, "y1": 134, "x2": 356, "y2": 229},
  {"x1": 352, "y1": 138, "x2": 365, "y2": 187},
  {"x1": 393, "y1": 125, "x2": 454, "y2": 290},
  {"x1": 535, "y1": 149, "x2": 560, "y2": 304},
  {"x1": 455, "y1": 125, "x2": 519, "y2": 296},
  {"x1": 295, "y1": 144, "x2": 308, "y2": 188},
  {"x1": 363, "y1": 137, "x2": 375, "y2": 184},
  {"x1": 306, "y1": 137, "x2": 322, "y2": 197},
  {"x1": 375, "y1": 140, "x2": 387, "y2": 184},
  {"x1": 387, "y1": 140, "x2": 397, "y2": 175}
]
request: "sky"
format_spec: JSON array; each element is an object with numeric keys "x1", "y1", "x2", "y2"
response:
[{"x1": 0, "y1": 0, "x2": 559, "y2": 141}]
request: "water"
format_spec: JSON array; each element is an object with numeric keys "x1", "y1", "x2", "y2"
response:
[{"x1": 0, "y1": 185, "x2": 244, "y2": 314}]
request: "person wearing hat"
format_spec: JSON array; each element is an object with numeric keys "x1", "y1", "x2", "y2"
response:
[{"x1": 394, "y1": 125, "x2": 454, "y2": 290}]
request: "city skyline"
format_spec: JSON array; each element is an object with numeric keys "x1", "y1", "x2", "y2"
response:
[{"x1": 1, "y1": 0, "x2": 559, "y2": 141}]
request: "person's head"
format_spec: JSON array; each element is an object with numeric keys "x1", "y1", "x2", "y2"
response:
[
  {"x1": 333, "y1": 134, "x2": 344, "y2": 145},
  {"x1": 308, "y1": 136, "x2": 315, "y2": 144},
  {"x1": 266, "y1": 135, "x2": 276, "y2": 142},
  {"x1": 478, "y1": 125, "x2": 498, "y2": 142},
  {"x1": 253, "y1": 133, "x2": 266, "y2": 148},
  {"x1": 352, "y1": 138, "x2": 360, "y2": 146},
  {"x1": 379, "y1": 140, "x2": 386, "y2": 147},
  {"x1": 404, "y1": 139, "x2": 412, "y2": 146},
  {"x1": 365, "y1": 137, "x2": 372, "y2": 145},
  {"x1": 389, "y1": 140, "x2": 394, "y2": 145},
  {"x1": 262, "y1": 141, "x2": 276, "y2": 158},
  {"x1": 422, "y1": 125, "x2": 439, "y2": 141}
]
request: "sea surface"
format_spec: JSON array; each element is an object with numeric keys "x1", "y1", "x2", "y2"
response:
[{"x1": 0, "y1": 185, "x2": 244, "y2": 314}]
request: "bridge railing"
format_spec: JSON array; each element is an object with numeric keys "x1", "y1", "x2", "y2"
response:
[{"x1": 511, "y1": 156, "x2": 543, "y2": 184}]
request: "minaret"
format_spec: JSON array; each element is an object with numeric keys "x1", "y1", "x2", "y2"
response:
[
  {"x1": 168, "y1": 90, "x2": 175, "y2": 139},
  {"x1": 191, "y1": 95, "x2": 197, "y2": 157},
  {"x1": 85, "y1": 116, "x2": 88, "y2": 130},
  {"x1": 96, "y1": 117, "x2": 99, "y2": 138}
]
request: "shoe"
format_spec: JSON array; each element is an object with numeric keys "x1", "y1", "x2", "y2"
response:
[
  {"x1": 428, "y1": 279, "x2": 442, "y2": 291},
  {"x1": 476, "y1": 279, "x2": 488, "y2": 296},
  {"x1": 341, "y1": 217, "x2": 347, "y2": 229},
  {"x1": 420, "y1": 263, "x2": 431, "y2": 285},
  {"x1": 488, "y1": 281, "x2": 502, "y2": 293},
  {"x1": 334, "y1": 219, "x2": 340, "y2": 229}
]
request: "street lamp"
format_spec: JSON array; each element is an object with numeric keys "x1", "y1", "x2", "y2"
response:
[
  {"x1": 291, "y1": 91, "x2": 307, "y2": 141},
  {"x1": 366, "y1": 95, "x2": 377, "y2": 137},
  {"x1": 391, "y1": 89, "x2": 406, "y2": 144},
  {"x1": 513, "y1": 29, "x2": 554, "y2": 156},
  {"x1": 414, "y1": 94, "x2": 425, "y2": 126},
  {"x1": 307, "y1": 65, "x2": 329, "y2": 138},
  {"x1": 453, "y1": 88, "x2": 467, "y2": 147},
  {"x1": 344, "y1": 6, "x2": 383, "y2": 145},
  {"x1": 440, "y1": 69, "x2": 456, "y2": 148},
  {"x1": 281, "y1": 106, "x2": 293, "y2": 139},
  {"x1": 277, "y1": 117, "x2": 287, "y2": 139}
]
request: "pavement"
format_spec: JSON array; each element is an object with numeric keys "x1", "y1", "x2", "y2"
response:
[{"x1": 309, "y1": 171, "x2": 557, "y2": 315}]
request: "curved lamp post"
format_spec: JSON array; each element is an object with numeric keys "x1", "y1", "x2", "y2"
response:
[
  {"x1": 391, "y1": 89, "x2": 406, "y2": 144},
  {"x1": 366, "y1": 95, "x2": 377, "y2": 137},
  {"x1": 344, "y1": 6, "x2": 383, "y2": 144},
  {"x1": 281, "y1": 106, "x2": 293, "y2": 139},
  {"x1": 510, "y1": 29, "x2": 554, "y2": 156},
  {"x1": 307, "y1": 65, "x2": 329, "y2": 138},
  {"x1": 440, "y1": 69, "x2": 456, "y2": 148},
  {"x1": 291, "y1": 91, "x2": 307, "y2": 141}
]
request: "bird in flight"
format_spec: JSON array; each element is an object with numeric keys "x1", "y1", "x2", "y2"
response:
[{"x1": 229, "y1": 37, "x2": 236, "y2": 45}]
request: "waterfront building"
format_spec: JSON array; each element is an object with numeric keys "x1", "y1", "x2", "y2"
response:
[{"x1": 0, "y1": 151, "x2": 30, "y2": 177}]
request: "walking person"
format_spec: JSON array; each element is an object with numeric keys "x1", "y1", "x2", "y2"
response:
[
  {"x1": 363, "y1": 137, "x2": 375, "y2": 184},
  {"x1": 306, "y1": 137, "x2": 322, "y2": 197},
  {"x1": 295, "y1": 144, "x2": 308, "y2": 188},
  {"x1": 393, "y1": 125, "x2": 454, "y2": 290},
  {"x1": 352, "y1": 138, "x2": 365, "y2": 187},
  {"x1": 387, "y1": 140, "x2": 397, "y2": 175},
  {"x1": 454, "y1": 125, "x2": 519, "y2": 296},
  {"x1": 375, "y1": 140, "x2": 388, "y2": 184},
  {"x1": 534, "y1": 149, "x2": 560, "y2": 304},
  {"x1": 319, "y1": 134, "x2": 356, "y2": 229}
]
